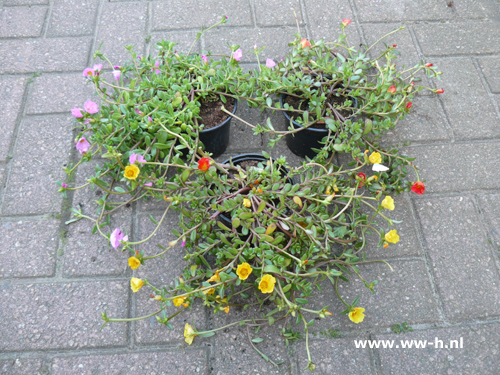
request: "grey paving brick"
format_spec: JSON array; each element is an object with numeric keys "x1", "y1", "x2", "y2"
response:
[
  {"x1": 478, "y1": 194, "x2": 500, "y2": 248},
  {"x1": 0, "y1": 164, "x2": 6, "y2": 189},
  {"x1": 0, "y1": 359, "x2": 44, "y2": 375},
  {"x1": 63, "y1": 161, "x2": 131, "y2": 277},
  {"x1": 0, "y1": 76, "x2": 26, "y2": 162},
  {"x1": 133, "y1": 211, "x2": 206, "y2": 345},
  {"x1": 254, "y1": 0, "x2": 303, "y2": 27},
  {"x1": 1, "y1": 219, "x2": 59, "y2": 279},
  {"x1": 2, "y1": 115, "x2": 73, "y2": 215},
  {"x1": 353, "y1": 0, "x2": 452, "y2": 22},
  {"x1": 51, "y1": 350, "x2": 208, "y2": 374},
  {"x1": 26, "y1": 73, "x2": 97, "y2": 114},
  {"x1": 226, "y1": 103, "x2": 266, "y2": 152},
  {"x1": 0, "y1": 6, "x2": 47, "y2": 38},
  {"x1": 152, "y1": 0, "x2": 252, "y2": 31},
  {"x1": 47, "y1": 0, "x2": 99, "y2": 37},
  {"x1": 295, "y1": 337, "x2": 372, "y2": 375},
  {"x1": 432, "y1": 58, "x2": 500, "y2": 140},
  {"x1": 96, "y1": 2, "x2": 148, "y2": 65},
  {"x1": 0, "y1": 38, "x2": 91, "y2": 74},
  {"x1": 376, "y1": 323, "x2": 500, "y2": 375},
  {"x1": 0, "y1": 281, "x2": 128, "y2": 351},
  {"x1": 415, "y1": 196, "x2": 500, "y2": 321},
  {"x1": 414, "y1": 22, "x2": 500, "y2": 56},
  {"x1": 478, "y1": 57, "x2": 500, "y2": 93},
  {"x1": 4, "y1": 0, "x2": 48, "y2": 5},
  {"x1": 402, "y1": 142, "x2": 500, "y2": 193},
  {"x1": 204, "y1": 27, "x2": 297, "y2": 63},
  {"x1": 150, "y1": 30, "x2": 200, "y2": 55}
]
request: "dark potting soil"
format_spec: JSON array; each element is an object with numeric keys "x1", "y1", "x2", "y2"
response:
[
  {"x1": 283, "y1": 94, "x2": 354, "y2": 129},
  {"x1": 199, "y1": 97, "x2": 235, "y2": 130}
]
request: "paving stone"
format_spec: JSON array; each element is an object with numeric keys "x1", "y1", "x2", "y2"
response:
[
  {"x1": 204, "y1": 27, "x2": 297, "y2": 63},
  {"x1": 478, "y1": 57, "x2": 500, "y2": 93},
  {"x1": 414, "y1": 22, "x2": 500, "y2": 56},
  {"x1": 47, "y1": 0, "x2": 99, "y2": 37},
  {"x1": 404, "y1": 142, "x2": 500, "y2": 193},
  {"x1": 51, "y1": 350, "x2": 208, "y2": 374},
  {"x1": 294, "y1": 337, "x2": 372, "y2": 375},
  {"x1": 0, "y1": 6, "x2": 47, "y2": 38},
  {"x1": 415, "y1": 196, "x2": 500, "y2": 321},
  {"x1": 149, "y1": 30, "x2": 200, "y2": 55},
  {"x1": 306, "y1": 260, "x2": 438, "y2": 332},
  {"x1": 1, "y1": 219, "x2": 59, "y2": 279},
  {"x1": 0, "y1": 359, "x2": 44, "y2": 375},
  {"x1": 4, "y1": 0, "x2": 48, "y2": 5},
  {"x1": 226, "y1": 103, "x2": 266, "y2": 153},
  {"x1": 376, "y1": 323, "x2": 500, "y2": 375},
  {"x1": 0, "y1": 38, "x2": 91, "y2": 74},
  {"x1": 353, "y1": 0, "x2": 452, "y2": 22},
  {"x1": 254, "y1": 0, "x2": 303, "y2": 27},
  {"x1": 478, "y1": 194, "x2": 500, "y2": 248},
  {"x1": 303, "y1": 0, "x2": 360, "y2": 46},
  {"x1": 26, "y1": 73, "x2": 97, "y2": 114},
  {"x1": 152, "y1": 0, "x2": 252, "y2": 31},
  {"x1": 0, "y1": 281, "x2": 128, "y2": 351},
  {"x1": 2, "y1": 115, "x2": 72, "y2": 215},
  {"x1": 0, "y1": 164, "x2": 6, "y2": 189},
  {"x1": 63, "y1": 160, "x2": 131, "y2": 277},
  {"x1": 96, "y1": 2, "x2": 148, "y2": 65},
  {"x1": 432, "y1": 58, "x2": 500, "y2": 140},
  {"x1": 0, "y1": 76, "x2": 26, "y2": 162},
  {"x1": 133, "y1": 211, "x2": 206, "y2": 345}
]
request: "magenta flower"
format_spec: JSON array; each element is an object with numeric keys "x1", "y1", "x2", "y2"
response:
[
  {"x1": 84, "y1": 118, "x2": 91, "y2": 124},
  {"x1": 75, "y1": 137, "x2": 90, "y2": 154},
  {"x1": 113, "y1": 70, "x2": 121, "y2": 80},
  {"x1": 110, "y1": 228, "x2": 127, "y2": 249},
  {"x1": 93, "y1": 64, "x2": 103, "y2": 75},
  {"x1": 129, "y1": 153, "x2": 146, "y2": 165},
  {"x1": 181, "y1": 240, "x2": 186, "y2": 247},
  {"x1": 201, "y1": 55, "x2": 208, "y2": 64},
  {"x1": 71, "y1": 107, "x2": 83, "y2": 118},
  {"x1": 148, "y1": 116, "x2": 153, "y2": 122},
  {"x1": 61, "y1": 183, "x2": 68, "y2": 188},
  {"x1": 135, "y1": 108, "x2": 143, "y2": 116},
  {"x1": 84, "y1": 100, "x2": 99, "y2": 114},
  {"x1": 266, "y1": 58, "x2": 276, "y2": 68},
  {"x1": 144, "y1": 182, "x2": 153, "y2": 187},
  {"x1": 151, "y1": 61, "x2": 160, "y2": 75},
  {"x1": 83, "y1": 68, "x2": 95, "y2": 78},
  {"x1": 232, "y1": 49, "x2": 242, "y2": 62}
]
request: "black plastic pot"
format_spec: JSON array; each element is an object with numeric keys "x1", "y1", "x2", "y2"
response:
[
  {"x1": 218, "y1": 153, "x2": 292, "y2": 229},
  {"x1": 198, "y1": 99, "x2": 237, "y2": 158},
  {"x1": 280, "y1": 94, "x2": 358, "y2": 159}
]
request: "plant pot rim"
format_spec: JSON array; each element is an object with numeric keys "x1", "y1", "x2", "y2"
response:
[
  {"x1": 279, "y1": 93, "x2": 357, "y2": 133},
  {"x1": 199, "y1": 97, "x2": 238, "y2": 134}
]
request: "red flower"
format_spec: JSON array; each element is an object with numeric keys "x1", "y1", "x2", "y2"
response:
[
  {"x1": 197, "y1": 157, "x2": 210, "y2": 171},
  {"x1": 411, "y1": 181, "x2": 425, "y2": 195},
  {"x1": 425, "y1": 63, "x2": 433, "y2": 67},
  {"x1": 342, "y1": 19, "x2": 352, "y2": 26},
  {"x1": 300, "y1": 38, "x2": 311, "y2": 49},
  {"x1": 387, "y1": 85, "x2": 396, "y2": 94},
  {"x1": 392, "y1": 44, "x2": 397, "y2": 48},
  {"x1": 436, "y1": 88, "x2": 444, "y2": 94},
  {"x1": 406, "y1": 102, "x2": 412, "y2": 109},
  {"x1": 357, "y1": 172, "x2": 366, "y2": 187}
]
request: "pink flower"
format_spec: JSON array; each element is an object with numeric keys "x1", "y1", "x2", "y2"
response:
[
  {"x1": 75, "y1": 137, "x2": 90, "y2": 154},
  {"x1": 71, "y1": 107, "x2": 83, "y2": 118},
  {"x1": 84, "y1": 100, "x2": 99, "y2": 114},
  {"x1": 129, "y1": 153, "x2": 146, "y2": 165},
  {"x1": 135, "y1": 108, "x2": 143, "y2": 116},
  {"x1": 61, "y1": 183, "x2": 68, "y2": 188},
  {"x1": 110, "y1": 228, "x2": 126, "y2": 249},
  {"x1": 151, "y1": 61, "x2": 161, "y2": 75},
  {"x1": 113, "y1": 70, "x2": 121, "y2": 80},
  {"x1": 148, "y1": 116, "x2": 153, "y2": 122},
  {"x1": 93, "y1": 64, "x2": 103, "y2": 75},
  {"x1": 201, "y1": 55, "x2": 208, "y2": 64},
  {"x1": 83, "y1": 68, "x2": 95, "y2": 78},
  {"x1": 266, "y1": 58, "x2": 276, "y2": 68},
  {"x1": 181, "y1": 240, "x2": 186, "y2": 247},
  {"x1": 232, "y1": 49, "x2": 242, "y2": 62},
  {"x1": 144, "y1": 182, "x2": 153, "y2": 187},
  {"x1": 342, "y1": 19, "x2": 352, "y2": 27}
]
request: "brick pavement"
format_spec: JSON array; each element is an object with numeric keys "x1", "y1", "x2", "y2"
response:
[{"x1": 1, "y1": 1, "x2": 500, "y2": 374}]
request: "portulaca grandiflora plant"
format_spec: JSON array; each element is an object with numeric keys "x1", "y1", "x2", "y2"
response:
[{"x1": 58, "y1": 17, "x2": 433, "y2": 373}]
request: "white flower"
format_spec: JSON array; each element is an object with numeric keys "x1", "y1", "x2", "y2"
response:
[{"x1": 372, "y1": 163, "x2": 389, "y2": 172}]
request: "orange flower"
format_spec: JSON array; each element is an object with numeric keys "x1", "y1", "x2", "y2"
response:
[
  {"x1": 300, "y1": 38, "x2": 311, "y2": 48},
  {"x1": 436, "y1": 89, "x2": 444, "y2": 94},
  {"x1": 411, "y1": 181, "x2": 425, "y2": 195},
  {"x1": 197, "y1": 157, "x2": 210, "y2": 171},
  {"x1": 387, "y1": 85, "x2": 396, "y2": 94},
  {"x1": 425, "y1": 63, "x2": 433, "y2": 67},
  {"x1": 342, "y1": 19, "x2": 352, "y2": 26},
  {"x1": 223, "y1": 306, "x2": 230, "y2": 313}
]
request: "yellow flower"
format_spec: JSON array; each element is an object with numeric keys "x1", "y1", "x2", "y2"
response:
[
  {"x1": 223, "y1": 306, "x2": 230, "y2": 314},
  {"x1": 130, "y1": 277, "x2": 144, "y2": 293},
  {"x1": 369, "y1": 152, "x2": 382, "y2": 164},
  {"x1": 236, "y1": 263, "x2": 253, "y2": 280},
  {"x1": 243, "y1": 198, "x2": 251, "y2": 208},
  {"x1": 128, "y1": 256, "x2": 141, "y2": 270},
  {"x1": 184, "y1": 323, "x2": 197, "y2": 345},
  {"x1": 381, "y1": 196, "x2": 395, "y2": 211},
  {"x1": 385, "y1": 229, "x2": 400, "y2": 244},
  {"x1": 258, "y1": 274, "x2": 276, "y2": 294},
  {"x1": 325, "y1": 186, "x2": 332, "y2": 195},
  {"x1": 173, "y1": 296, "x2": 186, "y2": 307},
  {"x1": 348, "y1": 307, "x2": 365, "y2": 323},
  {"x1": 124, "y1": 164, "x2": 140, "y2": 180},
  {"x1": 202, "y1": 288, "x2": 215, "y2": 295},
  {"x1": 207, "y1": 269, "x2": 222, "y2": 283}
]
